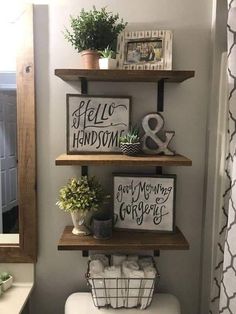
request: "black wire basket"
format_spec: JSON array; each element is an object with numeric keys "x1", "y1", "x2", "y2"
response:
[{"x1": 86, "y1": 258, "x2": 160, "y2": 309}]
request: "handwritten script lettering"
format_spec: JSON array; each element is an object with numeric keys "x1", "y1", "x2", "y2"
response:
[
  {"x1": 114, "y1": 177, "x2": 174, "y2": 228},
  {"x1": 68, "y1": 97, "x2": 130, "y2": 152}
]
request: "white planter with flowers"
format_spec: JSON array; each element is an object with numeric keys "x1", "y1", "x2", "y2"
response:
[{"x1": 57, "y1": 176, "x2": 110, "y2": 236}]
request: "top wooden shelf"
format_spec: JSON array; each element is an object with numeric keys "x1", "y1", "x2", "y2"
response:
[{"x1": 54, "y1": 69, "x2": 195, "y2": 83}]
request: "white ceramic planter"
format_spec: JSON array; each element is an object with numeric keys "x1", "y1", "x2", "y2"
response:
[
  {"x1": 2, "y1": 276, "x2": 13, "y2": 292},
  {"x1": 71, "y1": 211, "x2": 91, "y2": 236},
  {"x1": 99, "y1": 58, "x2": 117, "y2": 69}
]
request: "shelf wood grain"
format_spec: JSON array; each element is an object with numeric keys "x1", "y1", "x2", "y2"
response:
[
  {"x1": 58, "y1": 226, "x2": 189, "y2": 251},
  {"x1": 55, "y1": 153, "x2": 192, "y2": 167},
  {"x1": 54, "y1": 69, "x2": 195, "y2": 83}
]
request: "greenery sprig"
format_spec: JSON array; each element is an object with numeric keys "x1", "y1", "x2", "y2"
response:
[
  {"x1": 64, "y1": 6, "x2": 127, "y2": 52},
  {"x1": 56, "y1": 176, "x2": 109, "y2": 214}
]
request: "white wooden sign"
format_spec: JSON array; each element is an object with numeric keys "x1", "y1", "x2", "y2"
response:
[
  {"x1": 113, "y1": 174, "x2": 176, "y2": 232},
  {"x1": 67, "y1": 95, "x2": 131, "y2": 153}
]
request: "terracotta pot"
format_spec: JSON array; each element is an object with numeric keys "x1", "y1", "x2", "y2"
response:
[{"x1": 81, "y1": 50, "x2": 99, "y2": 69}]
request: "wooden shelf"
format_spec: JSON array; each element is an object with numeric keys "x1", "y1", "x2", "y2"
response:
[
  {"x1": 55, "y1": 153, "x2": 192, "y2": 167},
  {"x1": 58, "y1": 226, "x2": 189, "y2": 251},
  {"x1": 55, "y1": 69, "x2": 195, "y2": 83}
]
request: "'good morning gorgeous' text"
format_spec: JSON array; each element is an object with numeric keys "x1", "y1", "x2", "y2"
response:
[{"x1": 115, "y1": 179, "x2": 173, "y2": 226}]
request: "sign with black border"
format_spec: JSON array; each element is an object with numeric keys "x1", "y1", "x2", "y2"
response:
[
  {"x1": 113, "y1": 173, "x2": 176, "y2": 232},
  {"x1": 67, "y1": 94, "x2": 131, "y2": 154}
]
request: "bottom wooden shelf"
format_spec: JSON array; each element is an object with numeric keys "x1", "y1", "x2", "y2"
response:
[{"x1": 58, "y1": 226, "x2": 189, "y2": 251}]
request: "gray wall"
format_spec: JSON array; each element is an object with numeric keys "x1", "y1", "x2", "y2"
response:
[{"x1": 32, "y1": 1, "x2": 212, "y2": 313}]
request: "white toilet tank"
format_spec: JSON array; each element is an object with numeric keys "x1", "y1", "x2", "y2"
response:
[{"x1": 65, "y1": 292, "x2": 181, "y2": 314}]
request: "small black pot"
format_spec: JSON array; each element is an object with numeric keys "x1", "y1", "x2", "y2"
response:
[
  {"x1": 92, "y1": 216, "x2": 113, "y2": 240},
  {"x1": 120, "y1": 142, "x2": 141, "y2": 156}
]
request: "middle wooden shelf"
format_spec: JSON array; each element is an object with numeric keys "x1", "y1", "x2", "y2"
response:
[
  {"x1": 55, "y1": 153, "x2": 192, "y2": 167},
  {"x1": 58, "y1": 226, "x2": 189, "y2": 251}
]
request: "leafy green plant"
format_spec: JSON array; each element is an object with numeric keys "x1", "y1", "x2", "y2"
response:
[
  {"x1": 119, "y1": 127, "x2": 140, "y2": 144},
  {"x1": 98, "y1": 46, "x2": 116, "y2": 59},
  {"x1": 64, "y1": 6, "x2": 127, "y2": 53},
  {"x1": 0, "y1": 272, "x2": 11, "y2": 281},
  {"x1": 56, "y1": 176, "x2": 109, "y2": 214}
]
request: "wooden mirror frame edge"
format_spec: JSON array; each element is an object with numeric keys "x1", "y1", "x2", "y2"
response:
[{"x1": 0, "y1": 4, "x2": 37, "y2": 263}]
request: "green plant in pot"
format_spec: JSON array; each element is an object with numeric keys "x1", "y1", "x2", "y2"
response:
[
  {"x1": 0, "y1": 272, "x2": 13, "y2": 292},
  {"x1": 64, "y1": 6, "x2": 127, "y2": 69},
  {"x1": 98, "y1": 46, "x2": 117, "y2": 69},
  {"x1": 119, "y1": 127, "x2": 141, "y2": 156},
  {"x1": 56, "y1": 176, "x2": 109, "y2": 236}
]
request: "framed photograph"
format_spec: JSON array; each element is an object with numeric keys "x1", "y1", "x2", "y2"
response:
[
  {"x1": 67, "y1": 94, "x2": 131, "y2": 154},
  {"x1": 113, "y1": 174, "x2": 176, "y2": 232},
  {"x1": 116, "y1": 30, "x2": 172, "y2": 70}
]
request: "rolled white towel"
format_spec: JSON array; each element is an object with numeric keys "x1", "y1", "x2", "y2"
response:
[
  {"x1": 112, "y1": 254, "x2": 127, "y2": 266},
  {"x1": 89, "y1": 260, "x2": 104, "y2": 274},
  {"x1": 124, "y1": 269, "x2": 144, "y2": 308},
  {"x1": 122, "y1": 260, "x2": 139, "y2": 277},
  {"x1": 89, "y1": 272, "x2": 107, "y2": 307},
  {"x1": 127, "y1": 255, "x2": 139, "y2": 262},
  {"x1": 104, "y1": 266, "x2": 124, "y2": 308},
  {"x1": 140, "y1": 266, "x2": 157, "y2": 309},
  {"x1": 90, "y1": 254, "x2": 109, "y2": 267},
  {"x1": 138, "y1": 256, "x2": 154, "y2": 269}
]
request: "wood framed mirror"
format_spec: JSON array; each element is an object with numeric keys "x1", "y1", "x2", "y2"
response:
[{"x1": 0, "y1": 4, "x2": 37, "y2": 262}]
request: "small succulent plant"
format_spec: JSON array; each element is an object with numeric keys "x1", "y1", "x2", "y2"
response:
[
  {"x1": 56, "y1": 176, "x2": 109, "y2": 214},
  {"x1": 98, "y1": 46, "x2": 116, "y2": 59},
  {"x1": 0, "y1": 272, "x2": 11, "y2": 281},
  {"x1": 119, "y1": 127, "x2": 140, "y2": 144}
]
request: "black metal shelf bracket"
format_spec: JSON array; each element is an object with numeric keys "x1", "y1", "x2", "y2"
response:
[
  {"x1": 157, "y1": 79, "x2": 165, "y2": 112},
  {"x1": 81, "y1": 166, "x2": 88, "y2": 176},
  {"x1": 80, "y1": 77, "x2": 88, "y2": 94},
  {"x1": 82, "y1": 250, "x2": 89, "y2": 257}
]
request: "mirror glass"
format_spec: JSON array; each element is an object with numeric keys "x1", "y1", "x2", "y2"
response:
[{"x1": 0, "y1": 5, "x2": 22, "y2": 244}]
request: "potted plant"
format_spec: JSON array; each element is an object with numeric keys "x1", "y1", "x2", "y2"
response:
[
  {"x1": 56, "y1": 176, "x2": 109, "y2": 236},
  {"x1": 98, "y1": 46, "x2": 117, "y2": 69},
  {"x1": 64, "y1": 6, "x2": 127, "y2": 69},
  {"x1": 119, "y1": 127, "x2": 141, "y2": 156},
  {"x1": 0, "y1": 272, "x2": 13, "y2": 292}
]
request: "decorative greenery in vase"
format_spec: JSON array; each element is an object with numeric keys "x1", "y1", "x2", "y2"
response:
[
  {"x1": 56, "y1": 176, "x2": 108, "y2": 214},
  {"x1": 119, "y1": 127, "x2": 141, "y2": 156},
  {"x1": 56, "y1": 176, "x2": 110, "y2": 235},
  {"x1": 64, "y1": 6, "x2": 127, "y2": 69}
]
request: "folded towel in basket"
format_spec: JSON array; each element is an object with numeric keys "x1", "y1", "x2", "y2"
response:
[
  {"x1": 140, "y1": 266, "x2": 157, "y2": 309},
  {"x1": 89, "y1": 272, "x2": 107, "y2": 307},
  {"x1": 122, "y1": 261, "x2": 144, "y2": 308},
  {"x1": 104, "y1": 266, "x2": 123, "y2": 308},
  {"x1": 89, "y1": 254, "x2": 109, "y2": 267},
  {"x1": 112, "y1": 254, "x2": 127, "y2": 266}
]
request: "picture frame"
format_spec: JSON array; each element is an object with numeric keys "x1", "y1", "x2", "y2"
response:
[
  {"x1": 113, "y1": 173, "x2": 176, "y2": 232},
  {"x1": 66, "y1": 94, "x2": 131, "y2": 154},
  {"x1": 116, "y1": 30, "x2": 173, "y2": 70}
]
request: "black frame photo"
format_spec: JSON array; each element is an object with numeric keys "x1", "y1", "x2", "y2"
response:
[
  {"x1": 113, "y1": 173, "x2": 176, "y2": 233},
  {"x1": 66, "y1": 94, "x2": 131, "y2": 154}
]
